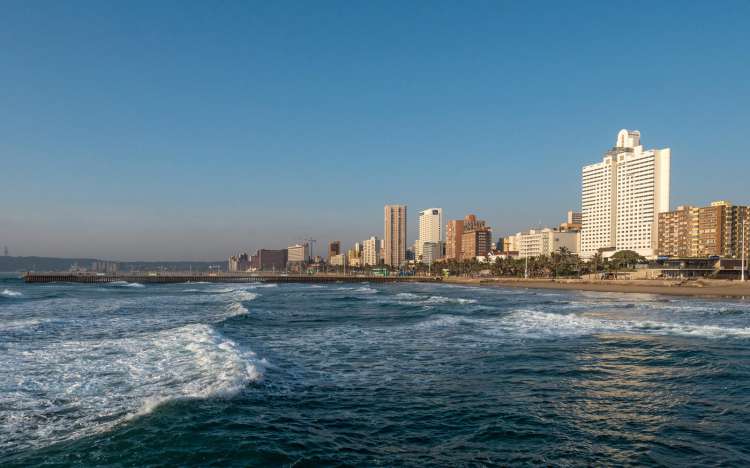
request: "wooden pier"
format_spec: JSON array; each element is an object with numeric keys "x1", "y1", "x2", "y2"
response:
[{"x1": 22, "y1": 272, "x2": 443, "y2": 284}]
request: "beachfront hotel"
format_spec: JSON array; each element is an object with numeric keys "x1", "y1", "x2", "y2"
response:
[
  {"x1": 580, "y1": 129, "x2": 671, "y2": 259},
  {"x1": 416, "y1": 208, "x2": 444, "y2": 261},
  {"x1": 384, "y1": 205, "x2": 407, "y2": 267}
]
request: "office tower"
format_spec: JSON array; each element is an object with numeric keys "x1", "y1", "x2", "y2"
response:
[
  {"x1": 328, "y1": 241, "x2": 341, "y2": 259},
  {"x1": 416, "y1": 208, "x2": 443, "y2": 259},
  {"x1": 581, "y1": 129, "x2": 670, "y2": 258},
  {"x1": 384, "y1": 205, "x2": 407, "y2": 267},
  {"x1": 362, "y1": 236, "x2": 381, "y2": 266}
]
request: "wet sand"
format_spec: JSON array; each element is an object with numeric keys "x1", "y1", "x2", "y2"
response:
[{"x1": 444, "y1": 277, "x2": 750, "y2": 298}]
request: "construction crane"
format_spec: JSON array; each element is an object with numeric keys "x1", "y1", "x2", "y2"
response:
[{"x1": 303, "y1": 238, "x2": 317, "y2": 261}]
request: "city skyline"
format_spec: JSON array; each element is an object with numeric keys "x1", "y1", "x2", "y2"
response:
[{"x1": 2, "y1": 2, "x2": 749, "y2": 261}]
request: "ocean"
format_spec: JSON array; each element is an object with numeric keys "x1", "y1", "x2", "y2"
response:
[{"x1": 1, "y1": 274, "x2": 749, "y2": 466}]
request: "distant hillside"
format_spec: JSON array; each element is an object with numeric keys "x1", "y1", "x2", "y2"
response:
[{"x1": 0, "y1": 256, "x2": 227, "y2": 272}]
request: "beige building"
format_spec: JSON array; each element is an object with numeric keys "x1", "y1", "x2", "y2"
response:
[
  {"x1": 384, "y1": 205, "x2": 407, "y2": 267},
  {"x1": 287, "y1": 244, "x2": 311, "y2": 264},
  {"x1": 329, "y1": 253, "x2": 346, "y2": 267},
  {"x1": 581, "y1": 129, "x2": 671, "y2": 259},
  {"x1": 658, "y1": 201, "x2": 750, "y2": 258},
  {"x1": 510, "y1": 228, "x2": 580, "y2": 259},
  {"x1": 362, "y1": 236, "x2": 381, "y2": 266}
]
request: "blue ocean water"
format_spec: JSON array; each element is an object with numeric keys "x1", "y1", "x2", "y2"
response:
[{"x1": 1, "y1": 274, "x2": 750, "y2": 466}]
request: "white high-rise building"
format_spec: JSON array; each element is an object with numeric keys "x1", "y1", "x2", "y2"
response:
[
  {"x1": 362, "y1": 236, "x2": 381, "y2": 266},
  {"x1": 581, "y1": 129, "x2": 670, "y2": 259},
  {"x1": 416, "y1": 208, "x2": 443, "y2": 260}
]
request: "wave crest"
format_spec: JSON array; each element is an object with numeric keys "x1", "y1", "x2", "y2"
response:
[
  {"x1": 1, "y1": 288, "x2": 23, "y2": 298},
  {"x1": 0, "y1": 323, "x2": 265, "y2": 452}
]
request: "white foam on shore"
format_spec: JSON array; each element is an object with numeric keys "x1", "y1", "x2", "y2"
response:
[
  {"x1": 1, "y1": 289, "x2": 23, "y2": 297},
  {"x1": 0, "y1": 323, "x2": 265, "y2": 452},
  {"x1": 498, "y1": 310, "x2": 750, "y2": 340},
  {"x1": 412, "y1": 308, "x2": 750, "y2": 340}
]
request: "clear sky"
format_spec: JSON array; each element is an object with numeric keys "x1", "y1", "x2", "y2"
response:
[{"x1": 1, "y1": 1, "x2": 749, "y2": 261}]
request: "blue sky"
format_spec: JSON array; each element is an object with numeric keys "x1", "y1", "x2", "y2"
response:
[{"x1": 1, "y1": 1, "x2": 749, "y2": 261}]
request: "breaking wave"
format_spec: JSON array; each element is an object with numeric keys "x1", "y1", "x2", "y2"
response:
[
  {"x1": 393, "y1": 292, "x2": 476, "y2": 305},
  {"x1": 226, "y1": 302, "x2": 249, "y2": 318},
  {"x1": 476, "y1": 310, "x2": 750, "y2": 340},
  {"x1": 0, "y1": 324, "x2": 265, "y2": 452},
  {"x1": 109, "y1": 281, "x2": 145, "y2": 288},
  {"x1": 1, "y1": 288, "x2": 23, "y2": 298}
]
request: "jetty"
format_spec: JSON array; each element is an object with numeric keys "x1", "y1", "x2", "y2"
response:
[{"x1": 22, "y1": 272, "x2": 443, "y2": 284}]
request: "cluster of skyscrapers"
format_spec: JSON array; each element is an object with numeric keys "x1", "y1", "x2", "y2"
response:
[{"x1": 228, "y1": 129, "x2": 748, "y2": 272}]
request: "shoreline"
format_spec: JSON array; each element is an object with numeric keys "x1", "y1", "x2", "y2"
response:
[{"x1": 443, "y1": 277, "x2": 750, "y2": 298}]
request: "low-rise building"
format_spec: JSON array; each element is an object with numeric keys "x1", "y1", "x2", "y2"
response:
[
  {"x1": 287, "y1": 244, "x2": 311, "y2": 265},
  {"x1": 251, "y1": 249, "x2": 287, "y2": 271},
  {"x1": 329, "y1": 253, "x2": 346, "y2": 267},
  {"x1": 510, "y1": 228, "x2": 579, "y2": 259}
]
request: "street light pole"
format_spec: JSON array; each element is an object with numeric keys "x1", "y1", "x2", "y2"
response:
[{"x1": 742, "y1": 214, "x2": 746, "y2": 282}]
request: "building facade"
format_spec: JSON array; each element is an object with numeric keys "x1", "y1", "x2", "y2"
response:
[
  {"x1": 445, "y1": 219, "x2": 464, "y2": 260},
  {"x1": 461, "y1": 229, "x2": 492, "y2": 259},
  {"x1": 416, "y1": 208, "x2": 443, "y2": 260},
  {"x1": 287, "y1": 243, "x2": 311, "y2": 264},
  {"x1": 384, "y1": 204, "x2": 407, "y2": 267},
  {"x1": 251, "y1": 249, "x2": 287, "y2": 271},
  {"x1": 228, "y1": 252, "x2": 251, "y2": 272},
  {"x1": 328, "y1": 241, "x2": 341, "y2": 259},
  {"x1": 362, "y1": 236, "x2": 381, "y2": 266},
  {"x1": 329, "y1": 254, "x2": 346, "y2": 267},
  {"x1": 581, "y1": 129, "x2": 671, "y2": 259},
  {"x1": 657, "y1": 201, "x2": 750, "y2": 259},
  {"x1": 511, "y1": 229, "x2": 580, "y2": 259},
  {"x1": 460, "y1": 214, "x2": 491, "y2": 259}
]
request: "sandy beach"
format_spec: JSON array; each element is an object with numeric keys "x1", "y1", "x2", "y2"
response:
[{"x1": 444, "y1": 277, "x2": 750, "y2": 298}]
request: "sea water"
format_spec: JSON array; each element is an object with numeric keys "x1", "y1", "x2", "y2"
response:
[{"x1": 1, "y1": 274, "x2": 749, "y2": 465}]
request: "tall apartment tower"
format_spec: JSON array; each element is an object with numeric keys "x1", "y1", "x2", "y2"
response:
[
  {"x1": 445, "y1": 219, "x2": 465, "y2": 260},
  {"x1": 581, "y1": 129, "x2": 670, "y2": 259},
  {"x1": 416, "y1": 208, "x2": 443, "y2": 259},
  {"x1": 384, "y1": 205, "x2": 407, "y2": 267}
]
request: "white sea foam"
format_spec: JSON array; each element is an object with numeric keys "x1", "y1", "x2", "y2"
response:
[
  {"x1": 0, "y1": 318, "x2": 43, "y2": 331},
  {"x1": 226, "y1": 302, "x2": 249, "y2": 317},
  {"x1": 109, "y1": 281, "x2": 145, "y2": 288},
  {"x1": 231, "y1": 291, "x2": 259, "y2": 302},
  {"x1": 392, "y1": 292, "x2": 476, "y2": 305},
  {"x1": 1, "y1": 288, "x2": 23, "y2": 297},
  {"x1": 500, "y1": 310, "x2": 750, "y2": 340},
  {"x1": 209, "y1": 287, "x2": 259, "y2": 302},
  {"x1": 0, "y1": 324, "x2": 265, "y2": 452},
  {"x1": 356, "y1": 286, "x2": 378, "y2": 294}
]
